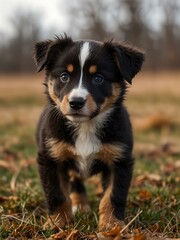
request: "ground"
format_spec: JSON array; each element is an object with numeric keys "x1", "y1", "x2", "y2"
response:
[{"x1": 0, "y1": 72, "x2": 179, "y2": 239}]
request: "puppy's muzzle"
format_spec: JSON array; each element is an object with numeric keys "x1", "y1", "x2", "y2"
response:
[{"x1": 69, "y1": 97, "x2": 86, "y2": 110}]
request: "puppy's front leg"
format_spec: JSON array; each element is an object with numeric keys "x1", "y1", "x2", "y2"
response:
[
  {"x1": 99, "y1": 158, "x2": 133, "y2": 229},
  {"x1": 37, "y1": 152, "x2": 73, "y2": 229}
]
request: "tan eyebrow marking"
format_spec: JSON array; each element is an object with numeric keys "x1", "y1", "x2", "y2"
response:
[
  {"x1": 89, "y1": 65, "x2": 97, "y2": 74},
  {"x1": 67, "y1": 64, "x2": 74, "y2": 73}
]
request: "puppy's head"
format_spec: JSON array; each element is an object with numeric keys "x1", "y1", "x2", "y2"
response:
[{"x1": 34, "y1": 35, "x2": 144, "y2": 123}]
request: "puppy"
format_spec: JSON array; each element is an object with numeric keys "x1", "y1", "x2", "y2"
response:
[{"x1": 34, "y1": 35, "x2": 144, "y2": 230}]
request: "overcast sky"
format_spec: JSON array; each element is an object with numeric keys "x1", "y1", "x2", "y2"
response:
[
  {"x1": 0, "y1": 0, "x2": 69, "y2": 38},
  {"x1": 0, "y1": 0, "x2": 179, "y2": 40}
]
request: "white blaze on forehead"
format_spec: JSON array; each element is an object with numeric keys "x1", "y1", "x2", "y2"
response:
[
  {"x1": 78, "y1": 42, "x2": 90, "y2": 90},
  {"x1": 69, "y1": 42, "x2": 90, "y2": 101},
  {"x1": 79, "y1": 42, "x2": 90, "y2": 69}
]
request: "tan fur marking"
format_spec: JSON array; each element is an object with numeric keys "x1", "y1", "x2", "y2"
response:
[
  {"x1": 69, "y1": 171, "x2": 81, "y2": 181},
  {"x1": 89, "y1": 65, "x2": 97, "y2": 74},
  {"x1": 48, "y1": 80, "x2": 59, "y2": 104},
  {"x1": 47, "y1": 138, "x2": 77, "y2": 161},
  {"x1": 100, "y1": 83, "x2": 121, "y2": 112},
  {"x1": 96, "y1": 143, "x2": 124, "y2": 165},
  {"x1": 60, "y1": 94, "x2": 69, "y2": 115},
  {"x1": 98, "y1": 184, "x2": 124, "y2": 230},
  {"x1": 86, "y1": 94, "x2": 97, "y2": 113},
  {"x1": 67, "y1": 64, "x2": 74, "y2": 73}
]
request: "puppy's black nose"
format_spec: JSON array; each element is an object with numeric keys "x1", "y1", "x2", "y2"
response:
[{"x1": 69, "y1": 97, "x2": 86, "y2": 110}]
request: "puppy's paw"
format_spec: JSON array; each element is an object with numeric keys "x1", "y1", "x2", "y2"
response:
[
  {"x1": 43, "y1": 202, "x2": 73, "y2": 230},
  {"x1": 98, "y1": 214, "x2": 125, "y2": 231},
  {"x1": 43, "y1": 212, "x2": 74, "y2": 230}
]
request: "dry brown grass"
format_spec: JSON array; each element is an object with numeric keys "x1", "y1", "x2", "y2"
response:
[
  {"x1": 0, "y1": 74, "x2": 44, "y2": 126},
  {"x1": 129, "y1": 71, "x2": 180, "y2": 96},
  {"x1": 126, "y1": 72, "x2": 180, "y2": 141},
  {"x1": 0, "y1": 73, "x2": 43, "y2": 98}
]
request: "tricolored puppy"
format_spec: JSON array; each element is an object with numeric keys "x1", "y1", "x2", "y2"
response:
[{"x1": 34, "y1": 35, "x2": 144, "y2": 229}]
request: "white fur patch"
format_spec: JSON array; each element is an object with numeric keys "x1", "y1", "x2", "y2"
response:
[
  {"x1": 72, "y1": 205, "x2": 79, "y2": 214},
  {"x1": 75, "y1": 122, "x2": 101, "y2": 177},
  {"x1": 74, "y1": 109, "x2": 113, "y2": 177},
  {"x1": 79, "y1": 42, "x2": 90, "y2": 70},
  {"x1": 78, "y1": 42, "x2": 90, "y2": 89}
]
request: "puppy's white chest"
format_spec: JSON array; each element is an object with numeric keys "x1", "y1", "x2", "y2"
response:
[{"x1": 75, "y1": 123, "x2": 101, "y2": 176}]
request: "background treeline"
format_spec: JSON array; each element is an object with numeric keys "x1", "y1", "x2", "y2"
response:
[{"x1": 0, "y1": 0, "x2": 180, "y2": 73}]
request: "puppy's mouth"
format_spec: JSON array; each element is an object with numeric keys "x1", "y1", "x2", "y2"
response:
[
  {"x1": 65, "y1": 106, "x2": 100, "y2": 123},
  {"x1": 66, "y1": 113, "x2": 90, "y2": 123}
]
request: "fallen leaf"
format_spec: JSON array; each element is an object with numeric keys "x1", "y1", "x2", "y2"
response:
[
  {"x1": 161, "y1": 160, "x2": 180, "y2": 174},
  {"x1": 99, "y1": 225, "x2": 122, "y2": 237},
  {"x1": 160, "y1": 143, "x2": 180, "y2": 156},
  {"x1": 134, "y1": 233, "x2": 146, "y2": 240},
  {"x1": 138, "y1": 190, "x2": 152, "y2": 201},
  {"x1": 134, "y1": 142, "x2": 180, "y2": 160},
  {"x1": 133, "y1": 113, "x2": 173, "y2": 131},
  {"x1": 134, "y1": 173, "x2": 162, "y2": 187},
  {"x1": 97, "y1": 227, "x2": 147, "y2": 240},
  {"x1": 50, "y1": 229, "x2": 81, "y2": 240}
]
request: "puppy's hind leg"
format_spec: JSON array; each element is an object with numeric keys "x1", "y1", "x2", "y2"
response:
[{"x1": 70, "y1": 175, "x2": 90, "y2": 214}]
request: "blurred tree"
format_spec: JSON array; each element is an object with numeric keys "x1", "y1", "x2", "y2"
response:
[
  {"x1": 0, "y1": 0, "x2": 180, "y2": 72},
  {"x1": 66, "y1": 0, "x2": 150, "y2": 45},
  {"x1": 0, "y1": 10, "x2": 42, "y2": 73},
  {"x1": 159, "y1": 0, "x2": 180, "y2": 69},
  {"x1": 66, "y1": 0, "x2": 108, "y2": 40},
  {"x1": 115, "y1": 0, "x2": 146, "y2": 46},
  {"x1": 65, "y1": 0, "x2": 180, "y2": 71}
]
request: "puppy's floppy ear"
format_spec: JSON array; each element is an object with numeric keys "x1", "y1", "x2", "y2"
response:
[
  {"x1": 105, "y1": 41, "x2": 145, "y2": 84},
  {"x1": 33, "y1": 40, "x2": 52, "y2": 72},
  {"x1": 33, "y1": 35, "x2": 73, "y2": 72}
]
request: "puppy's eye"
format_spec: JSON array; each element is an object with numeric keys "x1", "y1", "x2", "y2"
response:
[
  {"x1": 93, "y1": 74, "x2": 104, "y2": 84},
  {"x1": 60, "y1": 72, "x2": 69, "y2": 83}
]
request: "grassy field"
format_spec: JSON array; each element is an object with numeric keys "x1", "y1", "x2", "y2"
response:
[{"x1": 0, "y1": 72, "x2": 179, "y2": 239}]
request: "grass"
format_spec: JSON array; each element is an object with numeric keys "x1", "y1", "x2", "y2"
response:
[{"x1": 0, "y1": 72, "x2": 180, "y2": 239}]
